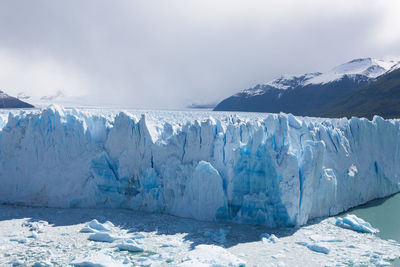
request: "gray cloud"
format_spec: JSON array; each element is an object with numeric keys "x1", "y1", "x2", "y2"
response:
[{"x1": 0, "y1": 0, "x2": 399, "y2": 109}]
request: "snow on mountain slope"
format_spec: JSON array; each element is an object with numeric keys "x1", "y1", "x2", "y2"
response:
[
  {"x1": 266, "y1": 72, "x2": 321, "y2": 90},
  {"x1": 0, "y1": 91, "x2": 9, "y2": 99},
  {"x1": 1, "y1": 106, "x2": 400, "y2": 227},
  {"x1": 240, "y1": 58, "x2": 399, "y2": 97},
  {"x1": 390, "y1": 62, "x2": 400, "y2": 72},
  {"x1": 305, "y1": 58, "x2": 399, "y2": 85}
]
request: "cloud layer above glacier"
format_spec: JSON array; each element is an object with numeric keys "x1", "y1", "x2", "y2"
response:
[{"x1": 0, "y1": 0, "x2": 399, "y2": 108}]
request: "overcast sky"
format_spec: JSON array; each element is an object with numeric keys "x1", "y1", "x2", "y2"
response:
[{"x1": 0, "y1": 0, "x2": 400, "y2": 109}]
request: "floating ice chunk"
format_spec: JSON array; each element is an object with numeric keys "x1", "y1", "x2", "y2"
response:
[
  {"x1": 10, "y1": 237, "x2": 27, "y2": 244},
  {"x1": 71, "y1": 253, "x2": 125, "y2": 267},
  {"x1": 28, "y1": 232, "x2": 38, "y2": 239},
  {"x1": 80, "y1": 226, "x2": 96, "y2": 233},
  {"x1": 135, "y1": 257, "x2": 160, "y2": 266},
  {"x1": 103, "y1": 221, "x2": 115, "y2": 228},
  {"x1": 369, "y1": 259, "x2": 391, "y2": 266},
  {"x1": 9, "y1": 258, "x2": 24, "y2": 266},
  {"x1": 160, "y1": 253, "x2": 175, "y2": 263},
  {"x1": 160, "y1": 243, "x2": 175, "y2": 248},
  {"x1": 130, "y1": 232, "x2": 145, "y2": 239},
  {"x1": 88, "y1": 232, "x2": 119, "y2": 243},
  {"x1": 306, "y1": 243, "x2": 330, "y2": 254},
  {"x1": 260, "y1": 233, "x2": 279, "y2": 244},
  {"x1": 116, "y1": 239, "x2": 144, "y2": 252},
  {"x1": 81, "y1": 219, "x2": 114, "y2": 233},
  {"x1": 296, "y1": 241, "x2": 330, "y2": 254},
  {"x1": 122, "y1": 257, "x2": 131, "y2": 265},
  {"x1": 32, "y1": 261, "x2": 52, "y2": 267},
  {"x1": 180, "y1": 245, "x2": 245, "y2": 267},
  {"x1": 336, "y1": 215, "x2": 379, "y2": 234},
  {"x1": 22, "y1": 220, "x2": 47, "y2": 233}
]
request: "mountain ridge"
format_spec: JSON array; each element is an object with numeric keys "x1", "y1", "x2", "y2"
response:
[
  {"x1": 318, "y1": 68, "x2": 400, "y2": 119},
  {"x1": 0, "y1": 90, "x2": 34, "y2": 108},
  {"x1": 214, "y1": 58, "x2": 400, "y2": 118}
]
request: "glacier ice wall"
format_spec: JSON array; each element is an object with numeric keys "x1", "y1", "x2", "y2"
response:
[{"x1": 0, "y1": 106, "x2": 399, "y2": 227}]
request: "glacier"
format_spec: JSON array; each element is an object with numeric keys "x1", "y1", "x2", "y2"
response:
[{"x1": 0, "y1": 105, "x2": 400, "y2": 227}]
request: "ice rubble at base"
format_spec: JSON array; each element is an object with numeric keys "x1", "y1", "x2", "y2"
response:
[
  {"x1": 81, "y1": 219, "x2": 141, "y2": 247},
  {"x1": 1, "y1": 204, "x2": 400, "y2": 266},
  {"x1": 76, "y1": 218, "x2": 243, "y2": 266},
  {"x1": 1, "y1": 105, "x2": 400, "y2": 227}
]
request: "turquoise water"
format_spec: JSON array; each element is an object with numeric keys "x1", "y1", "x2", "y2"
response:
[
  {"x1": 344, "y1": 193, "x2": 400, "y2": 242},
  {"x1": 343, "y1": 193, "x2": 400, "y2": 265}
]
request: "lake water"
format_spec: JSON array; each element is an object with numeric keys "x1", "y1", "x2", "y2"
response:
[{"x1": 343, "y1": 193, "x2": 400, "y2": 265}]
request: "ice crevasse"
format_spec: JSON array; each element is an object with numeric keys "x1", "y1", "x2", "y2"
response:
[{"x1": 0, "y1": 105, "x2": 399, "y2": 227}]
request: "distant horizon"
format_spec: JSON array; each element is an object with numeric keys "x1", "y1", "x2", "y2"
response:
[
  {"x1": 3, "y1": 56, "x2": 399, "y2": 111},
  {"x1": 1, "y1": 1, "x2": 400, "y2": 109}
]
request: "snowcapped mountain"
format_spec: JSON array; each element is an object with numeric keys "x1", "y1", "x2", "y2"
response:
[
  {"x1": 320, "y1": 68, "x2": 400, "y2": 119},
  {"x1": 304, "y1": 58, "x2": 398, "y2": 85},
  {"x1": 241, "y1": 58, "x2": 398, "y2": 96},
  {"x1": 214, "y1": 58, "x2": 400, "y2": 116},
  {"x1": 0, "y1": 90, "x2": 34, "y2": 108}
]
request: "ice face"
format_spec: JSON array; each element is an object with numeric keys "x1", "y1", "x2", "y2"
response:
[{"x1": 0, "y1": 106, "x2": 400, "y2": 227}]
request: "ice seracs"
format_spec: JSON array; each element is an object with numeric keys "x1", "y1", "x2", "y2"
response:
[
  {"x1": 179, "y1": 161, "x2": 226, "y2": 221},
  {"x1": 1, "y1": 106, "x2": 400, "y2": 227}
]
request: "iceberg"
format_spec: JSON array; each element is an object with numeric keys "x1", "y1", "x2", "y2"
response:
[
  {"x1": 336, "y1": 214, "x2": 379, "y2": 234},
  {"x1": 82, "y1": 219, "x2": 114, "y2": 233},
  {"x1": 296, "y1": 241, "x2": 330, "y2": 254},
  {"x1": 0, "y1": 106, "x2": 400, "y2": 227},
  {"x1": 71, "y1": 252, "x2": 126, "y2": 267},
  {"x1": 116, "y1": 239, "x2": 144, "y2": 252},
  {"x1": 88, "y1": 232, "x2": 119, "y2": 243}
]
